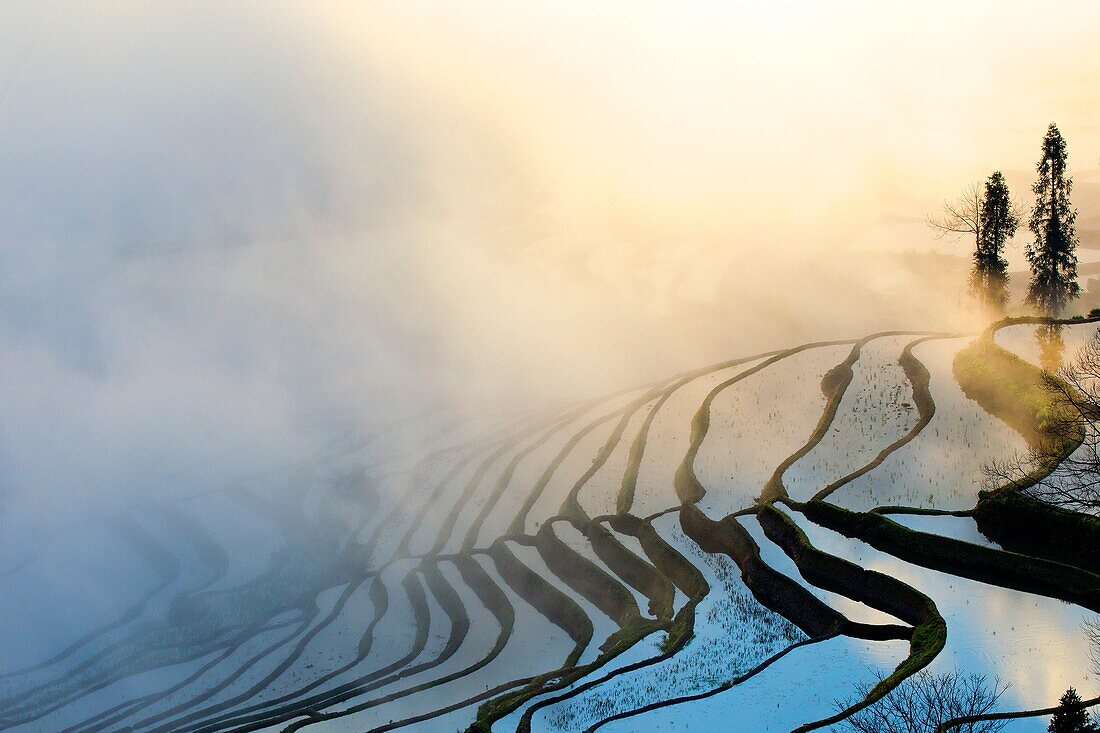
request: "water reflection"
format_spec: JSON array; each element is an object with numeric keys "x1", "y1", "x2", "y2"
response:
[
  {"x1": 791, "y1": 510, "x2": 1097, "y2": 724},
  {"x1": 1036, "y1": 324, "x2": 1066, "y2": 373}
]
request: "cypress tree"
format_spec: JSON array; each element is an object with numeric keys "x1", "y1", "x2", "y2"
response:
[
  {"x1": 1026, "y1": 123, "x2": 1080, "y2": 316},
  {"x1": 1048, "y1": 688, "x2": 1098, "y2": 733},
  {"x1": 972, "y1": 171, "x2": 1017, "y2": 311}
]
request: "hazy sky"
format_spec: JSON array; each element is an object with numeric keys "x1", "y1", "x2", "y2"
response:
[{"x1": 2, "y1": 1, "x2": 1100, "y2": 517}]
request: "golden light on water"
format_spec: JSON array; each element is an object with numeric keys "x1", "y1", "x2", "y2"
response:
[{"x1": 3, "y1": 6, "x2": 1100, "y2": 731}]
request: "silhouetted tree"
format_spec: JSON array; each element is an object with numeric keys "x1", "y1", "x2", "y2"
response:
[
  {"x1": 1048, "y1": 688, "x2": 1098, "y2": 732},
  {"x1": 929, "y1": 182, "x2": 984, "y2": 247},
  {"x1": 1027, "y1": 124, "x2": 1080, "y2": 316},
  {"x1": 836, "y1": 669, "x2": 1008, "y2": 733},
  {"x1": 971, "y1": 172, "x2": 1018, "y2": 311},
  {"x1": 930, "y1": 174, "x2": 1021, "y2": 312}
]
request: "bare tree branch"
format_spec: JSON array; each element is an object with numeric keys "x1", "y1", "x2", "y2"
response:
[
  {"x1": 836, "y1": 669, "x2": 1009, "y2": 733},
  {"x1": 928, "y1": 183, "x2": 983, "y2": 241},
  {"x1": 1086, "y1": 617, "x2": 1100, "y2": 678},
  {"x1": 983, "y1": 326, "x2": 1100, "y2": 513}
]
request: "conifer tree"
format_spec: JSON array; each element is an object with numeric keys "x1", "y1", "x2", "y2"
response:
[
  {"x1": 972, "y1": 171, "x2": 1017, "y2": 311},
  {"x1": 1027, "y1": 123, "x2": 1080, "y2": 316},
  {"x1": 1048, "y1": 688, "x2": 1098, "y2": 733}
]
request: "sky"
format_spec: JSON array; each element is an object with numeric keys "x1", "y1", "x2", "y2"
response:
[{"x1": 2, "y1": 1, "x2": 1100, "y2": 518}]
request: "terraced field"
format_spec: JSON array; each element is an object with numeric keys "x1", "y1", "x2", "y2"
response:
[{"x1": 3, "y1": 319, "x2": 1099, "y2": 732}]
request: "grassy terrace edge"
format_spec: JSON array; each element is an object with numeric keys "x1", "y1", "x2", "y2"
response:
[
  {"x1": 466, "y1": 517, "x2": 708, "y2": 732},
  {"x1": 780, "y1": 317, "x2": 1100, "y2": 731},
  {"x1": 958, "y1": 316, "x2": 1100, "y2": 573}
]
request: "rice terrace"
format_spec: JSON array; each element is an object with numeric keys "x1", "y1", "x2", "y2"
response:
[{"x1": 3, "y1": 3, "x2": 1100, "y2": 733}]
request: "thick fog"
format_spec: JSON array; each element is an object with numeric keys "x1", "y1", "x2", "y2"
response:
[
  {"x1": 3, "y1": 0, "x2": 1100, "y2": 524},
  {"x1": 4, "y1": 5, "x2": 1100, "y2": 733}
]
